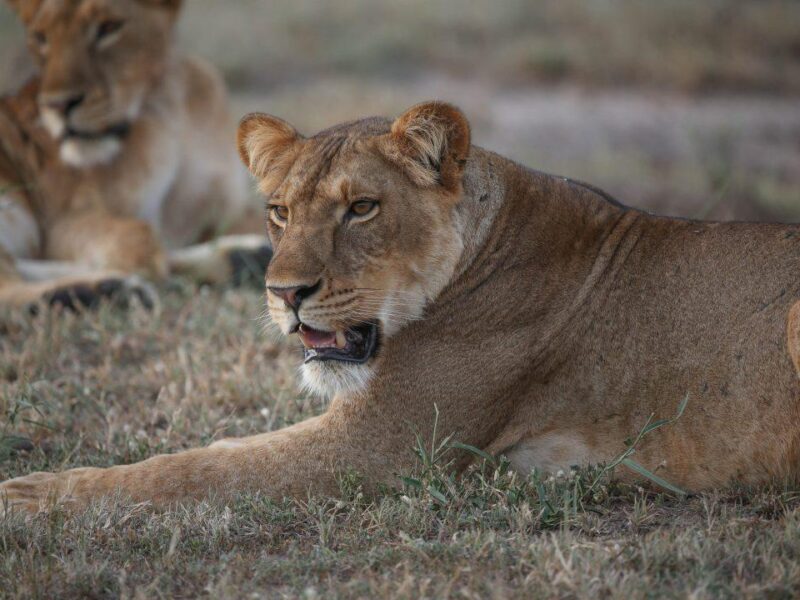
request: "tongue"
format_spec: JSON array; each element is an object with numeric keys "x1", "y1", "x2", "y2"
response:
[{"x1": 298, "y1": 325, "x2": 338, "y2": 349}]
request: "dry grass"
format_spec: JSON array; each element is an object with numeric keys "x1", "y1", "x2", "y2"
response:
[{"x1": 2, "y1": 288, "x2": 800, "y2": 599}]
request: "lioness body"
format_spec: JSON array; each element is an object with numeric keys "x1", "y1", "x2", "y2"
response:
[
  {"x1": 1, "y1": 102, "x2": 799, "y2": 512},
  {"x1": 0, "y1": 0, "x2": 265, "y2": 309}
]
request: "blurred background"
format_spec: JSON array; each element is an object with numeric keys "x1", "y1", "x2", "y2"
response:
[{"x1": 1, "y1": 0, "x2": 798, "y2": 221}]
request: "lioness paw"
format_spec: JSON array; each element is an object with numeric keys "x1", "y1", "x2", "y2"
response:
[{"x1": 0, "y1": 472, "x2": 65, "y2": 516}]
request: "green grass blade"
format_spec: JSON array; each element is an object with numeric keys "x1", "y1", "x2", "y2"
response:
[
  {"x1": 448, "y1": 441, "x2": 495, "y2": 464},
  {"x1": 426, "y1": 485, "x2": 448, "y2": 504},
  {"x1": 621, "y1": 458, "x2": 688, "y2": 497}
]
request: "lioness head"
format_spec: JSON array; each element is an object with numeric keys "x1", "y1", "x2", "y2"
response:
[
  {"x1": 6, "y1": 0, "x2": 182, "y2": 167},
  {"x1": 238, "y1": 102, "x2": 471, "y2": 398}
]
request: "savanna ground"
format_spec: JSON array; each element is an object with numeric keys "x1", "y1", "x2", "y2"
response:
[{"x1": 1, "y1": 1, "x2": 800, "y2": 598}]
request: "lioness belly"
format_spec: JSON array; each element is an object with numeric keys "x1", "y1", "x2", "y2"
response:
[{"x1": 506, "y1": 432, "x2": 599, "y2": 474}]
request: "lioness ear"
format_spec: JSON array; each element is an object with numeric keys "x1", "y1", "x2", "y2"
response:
[
  {"x1": 237, "y1": 113, "x2": 303, "y2": 193},
  {"x1": 5, "y1": 0, "x2": 43, "y2": 24},
  {"x1": 386, "y1": 101, "x2": 471, "y2": 191}
]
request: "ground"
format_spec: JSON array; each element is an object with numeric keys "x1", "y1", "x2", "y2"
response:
[{"x1": 2, "y1": 288, "x2": 800, "y2": 599}]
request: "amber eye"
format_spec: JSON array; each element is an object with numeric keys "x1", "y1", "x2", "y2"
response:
[
  {"x1": 96, "y1": 19, "x2": 125, "y2": 43},
  {"x1": 348, "y1": 199, "x2": 379, "y2": 220},
  {"x1": 269, "y1": 205, "x2": 289, "y2": 226}
]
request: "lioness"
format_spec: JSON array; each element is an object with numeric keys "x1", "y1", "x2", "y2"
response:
[
  {"x1": 0, "y1": 0, "x2": 268, "y2": 310},
  {"x1": 2, "y1": 101, "x2": 800, "y2": 513}
]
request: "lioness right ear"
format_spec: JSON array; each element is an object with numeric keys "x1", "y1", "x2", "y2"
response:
[
  {"x1": 237, "y1": 113, "x2": 303, "y2": 193},
  {"x1": 385, "y1": 101, "x2": 471, "y2": 191},
  {"x1": 5, "y1": 0, "x2": 43, "y2": 24}
]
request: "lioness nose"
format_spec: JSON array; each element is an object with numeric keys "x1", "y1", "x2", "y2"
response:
[
  {"x1": 268, "y1": 281, "x2": 321, "y2": 311},
  {"x1": 42, "y1": 92, "x2": 85, "y2": 116}
]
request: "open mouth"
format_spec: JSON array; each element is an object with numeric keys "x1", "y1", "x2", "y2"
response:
[
  {"x1": 298, "y1": 322, "x2": 378, "y2": 364},
  {"x1": 65, "y1": 122, "x2": 130, "y2": 141}
]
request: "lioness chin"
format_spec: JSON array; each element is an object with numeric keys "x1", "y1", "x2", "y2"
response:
[
  {"x1": 2, "y1": 100, "x2": 800, "y2": 515},
  {"x1": 0, "y1": 0, "x2": 269, "y2": 312}
]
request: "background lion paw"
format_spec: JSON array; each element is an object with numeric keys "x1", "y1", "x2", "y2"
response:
[
  {"x1": 40, "y1": 274, "x2": 158, "y2": 313},
  {"x1": 168, "y1": 234, "x2": 272, "y2": 286},
  {"x1": 227, "y1": 243, "x2": 273, "y2": 287}
]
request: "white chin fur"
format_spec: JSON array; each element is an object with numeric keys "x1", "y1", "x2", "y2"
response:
[
  {"x1": 301, "y1": 361, "x2": 374, "y2": 400},
  {"x1": 60, "y1": 137, "x2": 122, "y2": 168}
]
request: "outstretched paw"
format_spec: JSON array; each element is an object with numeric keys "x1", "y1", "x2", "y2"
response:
[
  {"x1": 42, "y1": 275, "x2": 157, "y2": 312},
  {"x1": 0, "y1": 471, "x2": 64, "y2": 516},
  {"x1": 0, "y1": 467, "x2": 106, "y2": 517}
]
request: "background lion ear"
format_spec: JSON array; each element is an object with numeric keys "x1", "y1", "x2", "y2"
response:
[
  {"x1": 386, "y1": 101, "x2": 471, "y2": 191},
  {"x1": 237, "y1": 113, "x2": 303, "y2": 192},
  {"x1": 5, "y1": 0, "x2": 43, "y2": 24}
]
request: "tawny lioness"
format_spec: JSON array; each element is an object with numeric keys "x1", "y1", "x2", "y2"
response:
[{"x1": 1, "y1": 101, "x2": 800, "y2": 513}]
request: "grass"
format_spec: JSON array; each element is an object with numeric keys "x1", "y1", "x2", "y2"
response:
[{"x1": 2, "y1": 287, "x2": 800, "y2": 598}]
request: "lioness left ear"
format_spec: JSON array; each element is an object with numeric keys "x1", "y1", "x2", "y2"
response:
[
  {"x1": 237, "y1": 112, "x2": 303, "y2": 193},
  {"x1": 385, "y1": 101, "x2": 471, "y2": 191}
]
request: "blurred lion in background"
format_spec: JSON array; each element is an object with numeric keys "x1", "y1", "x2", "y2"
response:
[{"x1": 0, "y1": 0, "x2": 270, "y2": 311}]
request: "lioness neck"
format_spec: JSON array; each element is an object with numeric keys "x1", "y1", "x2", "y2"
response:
[
  {"x1": 348, "y1": 149, "x2": 637, "y2": 463},
  {"x1": 451, "y1": 146, "x2": 633, "y2": 318}
]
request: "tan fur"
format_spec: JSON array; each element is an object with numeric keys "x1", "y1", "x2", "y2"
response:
[
  {"x1": 0, "y1": 0, "x2": 263, "y2": 310},
  {"x1": 789, "y1": 302, "x2": 800, "y2": 376},
  {"x1": 3, "y1": 101, "x2": 800, "y2": 514}
]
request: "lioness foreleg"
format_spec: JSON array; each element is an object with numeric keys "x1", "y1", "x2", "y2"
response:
[{"x1": 0, "y1": 413, "x2": 398, "y2": 515}]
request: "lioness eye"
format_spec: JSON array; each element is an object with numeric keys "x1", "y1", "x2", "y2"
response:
[
  {"x1": 348, "y1": 200, "x2": 379, "y2": 219},
  {"x1": 96, "y1": 19, "x2": 124, "y2": 42},
  {"x1": 270, "y1": 205, "x2": 289, "y2": 225}
]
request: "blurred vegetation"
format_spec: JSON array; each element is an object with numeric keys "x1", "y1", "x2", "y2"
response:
[
  {"x1": 1, "y1": 0, "x2": 800, "y2": 93},
  {"x1": 181, "y1": 0, "x2": 800, "y2": 94}
]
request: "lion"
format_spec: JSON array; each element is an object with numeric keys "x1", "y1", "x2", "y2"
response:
[
  {"x1": 2, "y1": 100, "x2": 800, "y2": 514},
  {"x1": 0, "y1": 0, "x2": 269, "y2": 311}
]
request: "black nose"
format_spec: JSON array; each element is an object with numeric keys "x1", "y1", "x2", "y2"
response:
[
  {"x1": 268, "y1": 281, "x2": 321, "y2": 311},
  {"x1": 43, "y1": 92, "x2": 85, "y2": 116}
]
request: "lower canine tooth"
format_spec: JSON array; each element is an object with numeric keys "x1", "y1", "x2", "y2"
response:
[{"x1": 335, "y1": 331, "x2": 347, "y2": 348}]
